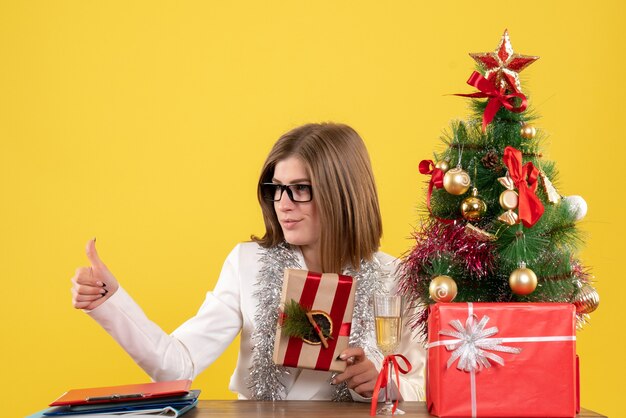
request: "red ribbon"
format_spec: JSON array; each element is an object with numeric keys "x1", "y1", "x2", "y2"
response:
[
  {"x1": 419, "y1": 160, "x2": 444, "y2": 188},
  {"x1": 455, "y1": 71, "x2": 528, "y2": 132},
  {"x1": 503, "y1": 146, "x2": 544, "y2": 227},
  {"x1": 419, "y1": 160, "x2": 454, "y2": 225},
  {"x1": 370, "y1": 354, "x2": 412, "y2": 416}
]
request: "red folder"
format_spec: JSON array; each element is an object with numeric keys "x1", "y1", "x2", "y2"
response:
[{"x1": 50, "y1": 380, "x2": 192, "y2": 406}]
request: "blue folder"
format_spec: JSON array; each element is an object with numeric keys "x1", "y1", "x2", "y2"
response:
[{"x1": 27, "y1": 390, "x2": 199, "y2": 418}]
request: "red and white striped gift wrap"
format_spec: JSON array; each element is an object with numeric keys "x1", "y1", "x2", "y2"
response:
[{"x1": 273, "y1": 269, "x2": 356, "y2": 372}]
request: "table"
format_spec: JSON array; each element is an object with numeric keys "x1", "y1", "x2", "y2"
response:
[{"x1": 186, "y1": 400, "x2": 607, "y2": 417}]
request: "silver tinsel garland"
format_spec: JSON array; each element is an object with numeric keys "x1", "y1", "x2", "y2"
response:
[
  {"x1": 247, "y1": 242, "x2": 300, "y2": 400},
  {"x1": 246, "y1": 242, "x2": 386, "y2": 401}
]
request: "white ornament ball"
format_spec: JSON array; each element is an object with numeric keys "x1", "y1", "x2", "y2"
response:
[{"x1": 564, "y1": 195, "x2": 588, "y2": 221}]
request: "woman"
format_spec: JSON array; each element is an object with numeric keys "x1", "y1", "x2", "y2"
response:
[{"x1": 71, "y1": 122, "x2": 425, "y2": 401}]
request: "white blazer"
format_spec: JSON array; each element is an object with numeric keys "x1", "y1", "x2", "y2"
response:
[{"x1": 87, "y1": 242, "x2": 425, "y2": 401}]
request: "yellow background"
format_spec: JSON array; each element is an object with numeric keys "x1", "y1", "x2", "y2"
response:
[{"x1": 1, "y1": 1, "x2": 623, "y2": 417}]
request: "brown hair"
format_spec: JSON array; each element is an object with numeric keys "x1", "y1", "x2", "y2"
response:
[{"x1": 252, "y1": 122, "x2": 382, "y2": 273}]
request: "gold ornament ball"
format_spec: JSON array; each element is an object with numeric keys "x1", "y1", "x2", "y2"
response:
[
  {"x1": 509, "y1": 266, "x2": 538, "y2": 295},
  {"x1": 461, "y1": 188, "x2": 487, "y2": 221},
  {"x1": 429, "y1": 275, "x2": 458, "y2": 303},
  {"x1": 520, "y1": 124, "x2": 537, "y2": 139},
  {"x1": 435, "y1": 160, "x2": 450, "y2": 173},
  {"x1": 573, "y1": 284, "x2": 600, "y2": 314},
  {"x1": 443, "y1": 167, "x2": 471, "y2": 195}
]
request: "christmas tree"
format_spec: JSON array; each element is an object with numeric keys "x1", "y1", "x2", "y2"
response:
[{"x1": 399, "y1": 30, "x2": 599, "y2": 341}]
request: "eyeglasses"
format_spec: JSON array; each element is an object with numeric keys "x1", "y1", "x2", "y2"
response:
[{"x1": 261, "y1": 183, "x2": 313, "y2": 202}]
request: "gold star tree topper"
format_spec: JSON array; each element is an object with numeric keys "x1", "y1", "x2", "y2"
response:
[{"x1": 469, "y1": 29, "x2": 539, "y2": 93}]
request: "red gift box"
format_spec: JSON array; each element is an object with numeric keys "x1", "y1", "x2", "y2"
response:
[
  {"x1": 427, "y1": 302, "x2": 577, "y2": 417},
  {"x1": 273, "y1": 269, "x2": 357, "y2": 372}
]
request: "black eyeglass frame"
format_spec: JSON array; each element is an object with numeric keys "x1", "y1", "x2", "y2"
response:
[{"x1": 260, "y1": 183, "x2": 314, "y2": 203}]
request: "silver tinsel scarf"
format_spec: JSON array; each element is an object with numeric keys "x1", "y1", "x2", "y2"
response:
[{"x1": 246, "y1": 242, "x2": 386, "y2": 401}]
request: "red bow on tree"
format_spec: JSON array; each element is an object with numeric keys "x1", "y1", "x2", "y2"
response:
[
  {"x1": 456, "y1": 71, "x2": 528, "y2": 132},
  {"x1": 419, "y1": 160, "x2": 454, "y2": 225},
  {"x1": 419, "y1": 160, "x2": 444, "y2": 189},
  {"x1": 503, "y1": 146, "x2": 544, "y2": 227}
]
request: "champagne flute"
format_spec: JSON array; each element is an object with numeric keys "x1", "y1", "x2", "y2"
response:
[{"x1": 373, "y1": 294, "x2": 404, "y2": 415}]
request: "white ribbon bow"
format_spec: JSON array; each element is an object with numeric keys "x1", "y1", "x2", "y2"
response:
[{"x1": 440, "y1": 314, "x2": 522, "y2": 372}]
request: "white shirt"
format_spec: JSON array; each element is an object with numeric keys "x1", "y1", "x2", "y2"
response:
[{"x1": 88, "y1": 242, "x2": 425, "y2": 401}]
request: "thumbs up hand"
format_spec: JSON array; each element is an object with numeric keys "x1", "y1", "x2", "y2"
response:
[{"x1": 71, "y1": 239, "x2": 120, "y2": 310}]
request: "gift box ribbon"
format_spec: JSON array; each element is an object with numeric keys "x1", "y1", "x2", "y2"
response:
[
  {"x1": 427, "y1": 303, "x2": 576, "y2": 418},
  {"x1": 282, "y1": 272, "x2": 353, "y2": 370}
]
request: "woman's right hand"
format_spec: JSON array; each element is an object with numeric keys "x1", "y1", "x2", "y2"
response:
[{"x1": 71, "y1": 239, "x2": 120, "y2": 310}]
